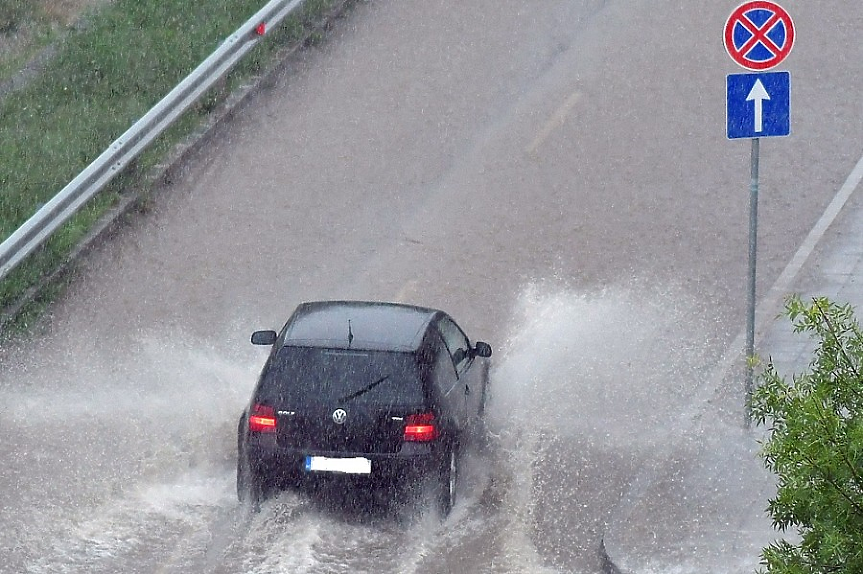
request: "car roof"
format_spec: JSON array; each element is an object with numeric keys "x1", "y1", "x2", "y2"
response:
[{"x1": 282, "y1": 300, "x2": 442, "y2": 352}]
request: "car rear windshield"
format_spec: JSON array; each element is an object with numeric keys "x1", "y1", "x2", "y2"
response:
[{"x1": 258, "y1": 346, "x2": 425, "y2": 406}]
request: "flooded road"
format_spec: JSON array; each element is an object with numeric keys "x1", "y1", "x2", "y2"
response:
[
  {"x1": 1, "y1": 0, "x2": 862, "y2": 572},
  {"x1": 2, "y1": 285, "x2": 718, "y2": 573}
]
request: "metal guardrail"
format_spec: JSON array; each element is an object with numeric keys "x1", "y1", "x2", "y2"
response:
[{"x1": 0, "y1": 0, "x2": 307, "y2": 282}]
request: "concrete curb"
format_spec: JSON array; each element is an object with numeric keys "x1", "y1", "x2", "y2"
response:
[{"x1": 0, "y1": 0, "x2": 356, "y2": 331}]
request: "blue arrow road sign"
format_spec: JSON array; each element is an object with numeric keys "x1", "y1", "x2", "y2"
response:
[{"x1": 727, "y1": 71, "x2": 790, "y2": 139}]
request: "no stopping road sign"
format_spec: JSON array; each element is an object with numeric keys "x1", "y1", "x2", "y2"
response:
[{"x1": 724, "y1": 1, "x2": 795, "y2": 71}]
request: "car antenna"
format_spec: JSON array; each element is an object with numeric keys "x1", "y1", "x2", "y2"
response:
[{"x1": 348, "y1": 319, "x2": 354, "y2": 347}]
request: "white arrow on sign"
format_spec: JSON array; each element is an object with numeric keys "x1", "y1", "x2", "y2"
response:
[{"x1": 746, "y1": 79, "x2": 771, "y2": 133}]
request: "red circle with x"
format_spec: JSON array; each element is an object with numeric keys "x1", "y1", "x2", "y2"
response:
[{"x1": 724, "y1": 1, "x2": 795, "y2": 71}]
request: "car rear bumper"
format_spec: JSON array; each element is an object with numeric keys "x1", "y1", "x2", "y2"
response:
[{"x1": 246, "y1": 436, "x2": 441, "y2": 483}]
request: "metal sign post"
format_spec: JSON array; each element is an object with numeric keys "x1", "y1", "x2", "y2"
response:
[
  {"x1": 745, "y1": 137, "x2": 759, "y2": 427},
  {"x1": 723, "y1": 0, "x2": 795, "y2": 427}
]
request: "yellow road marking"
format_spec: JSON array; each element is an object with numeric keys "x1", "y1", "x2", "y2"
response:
[
  {"x1": 526, "y1": 91, "x2": 582, "y2": 157},
  {"x1": 394, "y1": 279, "x2": 419, "y2": 303}
]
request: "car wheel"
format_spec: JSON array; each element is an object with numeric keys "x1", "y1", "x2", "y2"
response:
[
  {"x1": 438, "y1": 442, "x2": 458, "y2": 517},
  {"x1": 237, "y1": 456, "x2": 264, "y2": 510}
]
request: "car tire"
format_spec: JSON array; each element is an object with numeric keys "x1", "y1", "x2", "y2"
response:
[
  {"x1": 437, "y1": 442, "x2": 459, "y2": 517},
  {"x1": 237, "y1": 456, "x2": 265, "y2": 511}
]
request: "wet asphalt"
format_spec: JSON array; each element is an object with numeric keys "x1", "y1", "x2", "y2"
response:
[{"x1": 1, "y1": 1, "x2": 862, "y2": 572}]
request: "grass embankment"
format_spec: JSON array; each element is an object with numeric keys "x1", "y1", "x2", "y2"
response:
[
  {"x1": 0, "y1": 1, "x2": 83, "y2": 81},
  {"x1": 0, "y1": 0, "x2": 338, "y2": 331}
]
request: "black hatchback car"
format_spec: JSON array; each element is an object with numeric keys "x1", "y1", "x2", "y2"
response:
[{"x1": 237, "y1": 300, "x2": 492, "y2": 516}]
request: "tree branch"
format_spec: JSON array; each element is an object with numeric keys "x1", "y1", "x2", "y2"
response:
[
  {"x1": 809, "y1": 395, "x2": 863, "y2": 498},
  {"x1": 812, "y1": 298, "x2": 863, "y2": 403},
  {"x1": 791, "y1": 442, "x2": 863, "y2": 518}
]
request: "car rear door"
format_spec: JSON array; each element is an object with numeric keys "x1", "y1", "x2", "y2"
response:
[
  {"x1": 427, "y1": 334, "x2": 465, "y2": 434},
  {"x1": 437, "y1": 317, "x2": 482, "y2": 421}
]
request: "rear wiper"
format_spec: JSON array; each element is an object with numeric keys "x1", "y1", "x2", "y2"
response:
[{"x1": 338, "y1": 374, "x2": 391, "y2": 403}]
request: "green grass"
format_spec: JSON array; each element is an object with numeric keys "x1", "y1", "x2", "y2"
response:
[
  {"x1": 0, "y1": 0, "x2": 32, "y2": 34},
  {"x1": 0, "y1": 0, "x2": 342, "y2": 331},
  {"x1": 0, "y1": 2, "x2": 92, "y2": 85}
]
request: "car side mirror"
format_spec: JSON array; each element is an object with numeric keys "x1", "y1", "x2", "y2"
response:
[
  {"x1": 251, "y1": 330, "x2": 277, "y2": 346},
  {"x1": 473, "y1": 341, "x2": 492, "y2": 358}
]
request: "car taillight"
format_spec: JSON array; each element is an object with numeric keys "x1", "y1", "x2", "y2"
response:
[
  {"x1": 249, "y1": 404, "x2": 277, "y2": 433},
  {"x1": 404, "y1": 412, "x2": 439, "y2": 442}
]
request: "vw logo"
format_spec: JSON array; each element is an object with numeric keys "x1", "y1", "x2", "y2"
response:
[{"x1": 332, "y1": 408, "x2": 347, "y2": 425}]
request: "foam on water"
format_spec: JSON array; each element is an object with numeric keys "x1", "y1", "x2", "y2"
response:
[
  {"x1": 24, "y1": 470, "x2": 235, "y2": 574},
  {"x1": 487, "y1": 280, "x2": 719, "y2": 447},
  {"x1": 1, "y1": 331, "x2": 261, "y2": 573},
  {"x1": 474, "y1": 280, "x2": 721, "y2": 572}
]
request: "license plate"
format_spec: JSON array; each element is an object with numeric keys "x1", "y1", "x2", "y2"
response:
[{"x1": 304, "y1": 456, "x2": 372, "y2": 475}]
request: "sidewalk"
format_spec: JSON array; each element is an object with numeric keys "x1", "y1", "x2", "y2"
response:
[{"x1": 602, "y1": 163, "x2": 863, "y2": 574}]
